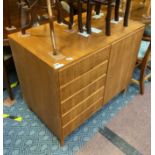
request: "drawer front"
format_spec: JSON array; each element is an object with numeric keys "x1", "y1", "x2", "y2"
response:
[
  {"x1": 61, "y1": 74, "x2": 106, "y2": 114},
  {"x1": 60, "y1": 60, "x2": 108, "y2": 101},
  {"x1": 59, "y1": 46, "x2": 110, "y2": 86},
  {"x1": 62, "y1": 98, "x2": 103, "y2": 137},
  {"x1": 62, "y1": 87, "x2": 104, "y2": 125}
]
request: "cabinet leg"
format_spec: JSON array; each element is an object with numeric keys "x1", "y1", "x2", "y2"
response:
[
  {"x1": 122, "y1": 88, "x2": 127, "y2": 94},
  {"x1": 60, "y1": 138, "x2": 64, "y2": 146}
]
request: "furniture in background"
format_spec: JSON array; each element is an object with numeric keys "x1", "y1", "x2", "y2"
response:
[
  {"x1": 76, "y1": 0, "x2": 132, "y2": 35},
  {"x1": 9, "y1": 14, "x2": 144, "y2": 145},
  {"x1": 132, "y1": 24, "x2": 151, "y2": 94},
  {"x1": 3, "y1": 47, "x2": 14, "y2": 100}
]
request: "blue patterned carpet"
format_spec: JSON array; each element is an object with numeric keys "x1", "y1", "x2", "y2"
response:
[{"x1": 3, "y1": 40, "x2": 150, "y2": 155}]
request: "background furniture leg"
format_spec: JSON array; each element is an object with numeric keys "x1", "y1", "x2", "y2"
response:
[
  {"x1": 3, "y1": 62, "x2": 14, "y2": 100},
  {"x1": 124, "y1": 0, "x2": 132, "y2": 26},
  {"x1": 69, "y1": 0, "x2": 74, "y2": 29},
  {"x1": 86, "y1": 0, "x2": 92, "y2": 34},
  {"x1": 106, "y1": 0, "x2": 112, "y2": 36},
  {"x1": 115, "y1": 0, "x2": 120, "y2": 21},
  {"x1": 78, "y1": 0, "x2": 83, "y2": 33},
  {"x1": 95, "y1": 2, "x2": 101, "y2": 15}
]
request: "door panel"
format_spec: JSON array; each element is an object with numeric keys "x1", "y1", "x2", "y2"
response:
[{"x1": 104, "y1": 28, "x2": 144, "y2": 104}]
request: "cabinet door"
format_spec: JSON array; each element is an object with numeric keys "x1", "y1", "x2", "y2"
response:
[{"x1": 104, "y1": 28, "x2": 144, "y2": 104}]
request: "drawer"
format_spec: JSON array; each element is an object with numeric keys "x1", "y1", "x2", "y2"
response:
[
  {"x1": 60, "y1": 60, "x2": 108, "y2": 101},
  {"x1": 62, "y1": 98, "x2": 103, "y2": 137},
  {"x1": 62, "y1": 87, "x2": 104, "y2": 125},
  {"x1": 61, "y1": 74, "x2": 106, "y2": 114},
  {"x1": 59, "y1": 46, "x2": 110, "y2": 86}
]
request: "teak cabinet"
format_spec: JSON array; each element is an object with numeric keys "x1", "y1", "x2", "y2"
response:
[{"x1": 9, "y1": 15, "x2": 144, "y2": 145}]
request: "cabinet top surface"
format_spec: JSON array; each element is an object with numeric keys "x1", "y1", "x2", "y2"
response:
[{"x1": 9, "y1": 14, "x2": 144, "y2": 70}]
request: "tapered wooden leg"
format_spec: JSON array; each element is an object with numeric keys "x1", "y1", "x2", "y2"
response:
[
  {"x1": 140, "y1": 79, "x2": 144, "y2": 95},
  {"x1": 86, "y1": 0, "x2": 92, "y2": 34},
  {"x1": 115, "y1": 0, "x2": 120, "y2": 21},
  {"x1": 124, "y1": 0, "x2": 132, "y2": 26},
  {"x1": 95, "y1": 2, "x2": 101, "y2": 15},
  {"x1": 60, "y1": 137, "x2": 64, "y2": 146},
  {"x1": 78, "y1": 0, "x2": 83, "y2": 33},
  {"x1": 139, "y1": 43, "x2": 151, "y2": 95},
  {"x1": 106, "y1": 0, "x2": 112, "y2": 36}
]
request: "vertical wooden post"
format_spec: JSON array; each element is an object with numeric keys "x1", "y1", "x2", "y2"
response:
[
  {"x1": 115, "y1": 0, "x2": 120, "y2": 21},
  {"x1": 86, "y1": 0, "x2": 92, "y2": 34},
  {"x1": 47, "y1": 0, "x2": 58, "y2": 55},
  {"x1": 106, "y1": 0, "x2": 112, "y2": 36},
  {"x1": 124, "y1": 0, "x2": 132, "y2": 27},
  {"x1": 78, "y1": 0, "x2": 83, "y2": 33}
]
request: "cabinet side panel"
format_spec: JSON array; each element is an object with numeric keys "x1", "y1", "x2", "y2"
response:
[
  {"x1": 104, "y1": 28, "x2": 144, "y2": 104},
  {"x1": 9, "y1": 39, "x2": 62, "y2": 139}
]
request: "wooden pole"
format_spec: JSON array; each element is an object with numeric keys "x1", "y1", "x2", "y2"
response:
[{"x1": 47, "y1": 0, "x2": 58, "y2": 55}]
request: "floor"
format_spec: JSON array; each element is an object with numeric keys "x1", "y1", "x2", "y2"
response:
[
  {"x1": 76, "y1": 83, "x2": 151, "y2": 155},
  {"x1": 3, "y1": 70, "x2": 151, "y2": 155}
]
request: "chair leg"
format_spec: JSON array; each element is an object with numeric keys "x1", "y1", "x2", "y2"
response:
[
  {"x1": 139, "y1": 43, "x2": 151, "y2": 95},
  {"x1": 95, "y1": 2, "x2": 101, "y2": 15},
  {"x1": 86, "y1": 0, "x2": 92, "y2": 34},
  {"x1": 78, "y1": 0, "x2": 83, "y2": 33},
  {"x1": 3, "y1": 63, "x2": 14, "y2": 100},
  {"x1": 139, "y1": 78, "x2": 144, "y2": 95},
  {"x1": 124, "y1": 0, "x2": 132, "y2": 26},
  {"x1": 56, "y1": 0, "x2": 63, "y2": 23},
  {"x1": 69, "y1": 1, "x2": 74, "y2": 29},
  {"x1": 115, "y1": 0, "x2": 120, "y2": 21},
  {"x1": 106, "y1": 0, "x2": 112, "y2": 36}
]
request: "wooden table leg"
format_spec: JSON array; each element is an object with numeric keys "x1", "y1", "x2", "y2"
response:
[
  {"x1": 106, "y1": 0, "x2": 112, "y2": 36},
  {"x1": 78, "y1": 0, "x2": 83, "y2": 33},
  {"x1": 86, "y1": 0, "x2": 92, "y2": 34},
  {"x1": 115, "y1": 0, "x2": 120, "y2": 21},
  {"x1": 124, "y1": 0, "x2": 131, "y2": 27}
]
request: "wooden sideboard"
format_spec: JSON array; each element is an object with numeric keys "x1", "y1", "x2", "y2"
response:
[{"x1": 8, "y1": 14, "x2": 144, "y2": 145}]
